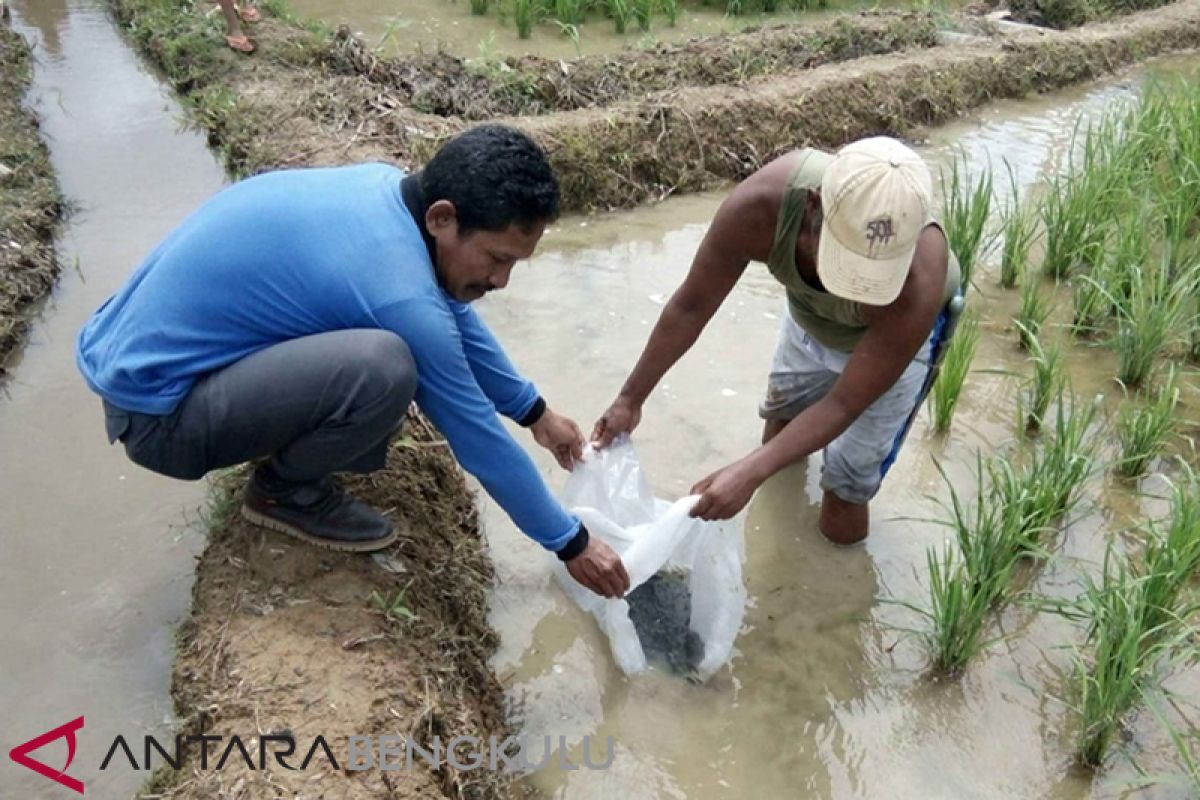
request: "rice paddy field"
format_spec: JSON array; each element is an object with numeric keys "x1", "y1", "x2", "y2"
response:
[{"x1": 1, "y1": 0, "x2": 1199, "y2": 798}]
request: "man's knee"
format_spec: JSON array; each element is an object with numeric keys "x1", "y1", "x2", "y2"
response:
[
  {"x1": 355, "y1": 331, "x2": 418, "y2": 407},
  {"x1": 819, "y1": 490, "x2": 869, "y2": 545}
]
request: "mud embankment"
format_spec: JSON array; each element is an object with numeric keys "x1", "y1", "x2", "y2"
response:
[
  {"x1": 154, "y1": 417, "x2": 516, "y2": 800},
  {"x1": 0, "y1": 23, "x2": 65, "y2": 375},
  {"x1": 108, "y1": 0, "x2": 1200, "y2": 211}
]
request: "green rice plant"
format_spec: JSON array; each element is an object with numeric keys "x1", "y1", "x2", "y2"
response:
[
  {"x1": 1115, "y1": 367, "x2": 1180, "y2": 478},
  {"x1": 940, "y1": 152, "x2": 995, "y2": 291},
  {"x1": 1070, "y1": 271, "x2": 1110, "y2": 337},
  {"x1": 1110, "y1": 259, "x2": 1200, "y2": 389},
  {"x1": 919, "y1": 544, "x2": 998, "y2": 675},
  {"x1": 1063, "y1": 479, "x2": 1199, "y2": 768},
  {"x1": 1017, "y1": 326, "x2": 1064, "y2": 435},
  {"x1": 1138, "y1": 468, "x2": 1200, "y2": 632},
  {"x1": 1016, "y1": 273, "x2": 1051, "y2": 350},
  {"x1": 998, "y1": 162, "x2": 1039, "y2": 290},
  {"x1": 632, "y1": 0, "x2": 654, "y2": 30},
  {"x1": 1068, "y1": 551, "x2": 1178, "y2": 768},
  {"x1": 470, "y1": 0, "x2": 489, "y2": 15},
  {"x1": 553, "y1": 0, "x2": 587, "y2": 26},
  {"x1": 606, "y1": 0, "x2": 632, "y2": 31},
  {"x1": 725, "y1": 0, "x2": 743, "y2": 14},
  {"x1": 660, "y1": 0, "x2": 677, "y2": 25},
  {"x1": 1024, "y1": 391, "x2": 1101, "y2": 525},
  {"x1": 929, "y1": 309, "x2": 980, "y2": 433},
  {"x1": 513, "y1": 0, "x2": 537, "y2": 38},
  {"x1": 1040, "y1": 117, "x2": 1124, "y2": 281},
  {"x1": 904, "y1": 458, "x2": 1019, "y2": 675}
]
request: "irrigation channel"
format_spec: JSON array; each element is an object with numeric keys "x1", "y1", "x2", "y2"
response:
[{"x1": 1, "y1": 3, "x2": 1197, "y2": 797}]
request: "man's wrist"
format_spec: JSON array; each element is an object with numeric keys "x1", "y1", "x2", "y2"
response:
[
  {"x1": 517, "y1": 396, "x2": 547, "y2": 428},
  {"x1": 555, "y1": 524, "x2": 589, "y2": 561}
]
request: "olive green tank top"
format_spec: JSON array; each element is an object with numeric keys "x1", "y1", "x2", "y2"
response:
[{"x1": 764, "y1": 148, "x2": 962, "y2": 353}]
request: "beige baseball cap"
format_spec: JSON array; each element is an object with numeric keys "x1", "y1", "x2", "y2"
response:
[{"x1": 817, "y1": 136, "x2": 933, "y2": 306}]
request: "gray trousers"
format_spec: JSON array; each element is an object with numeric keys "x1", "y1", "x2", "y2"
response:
[{"x1": 104, "y1": 329, "x2": 418, "y2": 484}]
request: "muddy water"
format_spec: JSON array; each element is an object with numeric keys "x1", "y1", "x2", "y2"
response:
[
  {"x1": 475, "y1": 56, "x2": 1200, "y2": 799},
  {"x1": 0, "y1": 2, "x2": 225, "y2": 796},
  {"x1": 289, "y1": 0, "x2": 906, "y2": 59}
]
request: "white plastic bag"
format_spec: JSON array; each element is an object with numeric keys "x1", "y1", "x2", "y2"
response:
[{"x1": 555, "y1": 437, "x2": 745, "y2": 680}]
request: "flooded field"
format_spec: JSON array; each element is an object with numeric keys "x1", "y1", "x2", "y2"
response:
[
  {"x1": 474, "y1": 55, "x2": 1200, "y2": 798},
  {"x1": 289, "y1": 0, "x2": 914, "y2": 59},
  {"x1": 2, "y1": 0, "x2": 1198, "y2": 795}
]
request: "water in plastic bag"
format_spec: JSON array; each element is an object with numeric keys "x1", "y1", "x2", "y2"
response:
[{"x1": 555, "y1": 437, "x2": 746, "y2": 681}]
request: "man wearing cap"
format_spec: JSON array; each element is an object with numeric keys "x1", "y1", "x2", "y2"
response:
[{"x1": 591, "y1": 136, "x2": 960, "y2": 545}]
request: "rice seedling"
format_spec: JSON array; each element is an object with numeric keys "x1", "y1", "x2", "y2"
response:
[
  {"x1": 632, "y1": 0, "x2": 654, "y2": 30},
  {"x1": 998, "y1": 162, "x2": 1038, "y2": 290},
  {"x1": 1069, "y1": 271, "x2": 1109, "y2": 338},
  {"x1": 902, "y1": 458, "x2": 1019, "y2": 675},
  {"x1": 1115, "y1": 367, "x2": 1180, "y2": 478},
  {"x1": 1015, "y1": 273, "x2": 1051, "y2": 350},
  {"x1": 1111, "y1": 259, "x2": 1200, "y2": 389},
  {"x1": 1067, "y1": 551, "x2": 1177, "y2": 768},
  {"x1": 929, "y1": 309, "x2": 979, "y2": 434},
  {"x1": 554, "y1": 0, "x2": 587, "y2": 26},
  {"x1": 1023, "y1": 390, "x2": 1101, "y2": 525},
  {"x1": 660, "y1": 0, "x2": 677, "y2": 25},
  {"x1": 725, "y1": 0, "x2": 743, "y2": 14},
  {"x1": 1040, "y1": 116, "x2": 1126, "y2": 281},
  {"x1": 940, "y1": 152, "x2": 995, "y2": 291},
  {"x1": 513, "y1": 0, "x2": 537, "y2": 38},
  {"x1": 606, "y1": 0, "x2": 632, "y2": 32},
  {"x1": 1138, "y1": 469, "x2": 1200, "y2": 632},
  {"x1": 1018, "y1": 326, "x2": 1064, "y2": 434}
]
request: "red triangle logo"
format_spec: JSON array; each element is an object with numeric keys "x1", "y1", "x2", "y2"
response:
[{"x1": 9, "y1": 716, "x2": 85, "y2": 794}]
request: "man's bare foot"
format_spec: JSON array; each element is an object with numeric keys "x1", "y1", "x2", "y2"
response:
[{"x1": 237, "y1": 4, "x2": 261, "y2": 22}]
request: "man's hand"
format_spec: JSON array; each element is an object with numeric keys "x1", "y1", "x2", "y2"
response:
[
  {"x1": 591, "y1": 397, "x2": 642, "y2": 448},
  {"x1": 689, "y1": 458, "x2": 764, "y2": 521},
  {"x1": 531, "y1": 408, "x2": 584, "y2": 471},
  {"x1": 565, "y1": 537, "x2": 630, "y2": 599}
]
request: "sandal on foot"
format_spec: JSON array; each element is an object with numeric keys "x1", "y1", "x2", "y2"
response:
[{"x1": 225, "y1": 34, "x2": 256, "y2": 53}]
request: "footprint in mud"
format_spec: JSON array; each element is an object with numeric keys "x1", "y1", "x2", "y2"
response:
[{"x1": 626, "y1": 570, "x2": 704, "y2": 679}]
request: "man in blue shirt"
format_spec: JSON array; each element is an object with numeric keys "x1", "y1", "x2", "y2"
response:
[{"x1": 77, "y1": 125, "x2": 630, "y2": 599}]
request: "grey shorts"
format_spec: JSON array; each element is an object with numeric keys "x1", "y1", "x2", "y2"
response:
[{"x1": 758, "y1": 312, "x2": 933, "y2": 505}]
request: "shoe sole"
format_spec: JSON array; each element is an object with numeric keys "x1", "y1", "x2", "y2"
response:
[{"x1": 240, "y1": 504, "x2": 399, "y2": 553}]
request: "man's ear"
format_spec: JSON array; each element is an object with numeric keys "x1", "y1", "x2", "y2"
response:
[{"x1": 426, "y1": 199, "x2": 458, "y2": 238}]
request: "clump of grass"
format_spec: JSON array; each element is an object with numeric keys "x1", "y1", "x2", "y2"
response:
[
  {"x1": 660, "y1": 0, "x2": 678, "y2": 25},
  {"x1": 1040, "y1": 116, "x2": 1125, "y2": 281},
  {"x1": 607, "y1": 0, "x2": 632, "y2": 32},
  {"x1": 1115, "y1": 368, "x2": 1180, "y2": 478},
  {"x1": 470, "y1": 0, "x2": 489, "y2": 15},
  {"x1": 998, "y1": 163, "x2": 1039, "y2": 290},
  {"x1": 513, "y1": 0, "x2": 537, "y2": 38},
  {"x1": 1023, "y1": 391, "x2": 1101, "y2": 524},
  {"x1": 1018, "y1": 326, "x2": 1064, "y2": 434},
  {"x1": 370, "y1": 584, "x2": 419, "y2": 624},
  {"x1": 1057, "y1": 471, "x2": 1200, "y2": 768},
  {"x1": 1016, "y1": 273, "x2": 1051, "y2": 350},
  {"x1": 1110, "y1": 260, "x2": 1200, "y2": 389},
  {"x1": 929, "y1": 309, "x2": 980, "y2": 433},
  {"x1": 554, "y1": 0, "x2": 587, "y2": 26},
  {"x1": 632, "y1": 0, "x2": 654, "y2": 30},
  {"x1": 940, "y1": 152, "x2": 995, "y2": 290}
]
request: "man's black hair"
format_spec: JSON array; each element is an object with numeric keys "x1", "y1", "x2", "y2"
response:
[{"x1": 420, "y1": 124, "x2": 560, "y2": 235}]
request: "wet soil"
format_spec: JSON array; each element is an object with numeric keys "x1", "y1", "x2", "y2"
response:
[
  {"x1": 0, "y1": 22, "x2": 64, "y2": 376},
  {"x1": 626, "y1": 570, "x2": 704, "y2": 677}
]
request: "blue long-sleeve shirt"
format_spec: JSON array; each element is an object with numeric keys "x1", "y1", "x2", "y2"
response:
[{"x1": 76, "y1": 163, "x2": 581, "y2": 552}]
